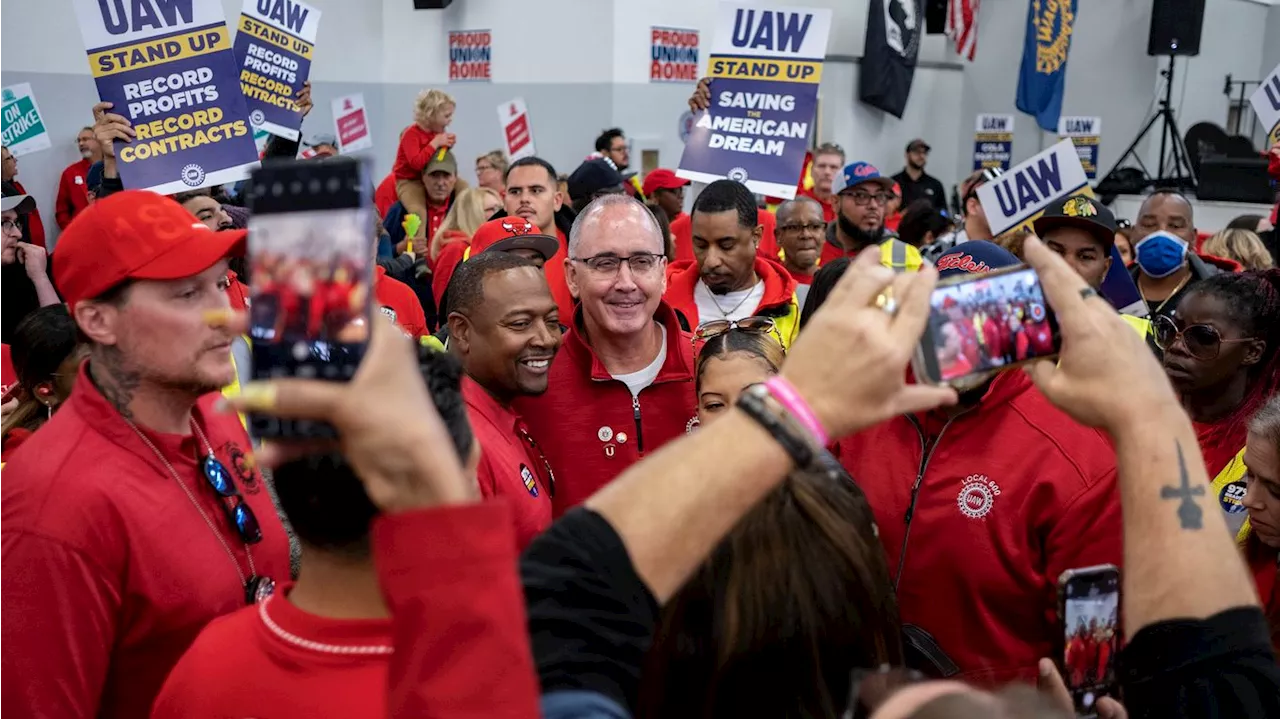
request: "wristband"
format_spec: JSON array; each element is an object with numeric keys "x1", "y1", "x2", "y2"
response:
[
  {"x1": 763, "y1": 376, "x2": 828, "y2": 447},
  {"x1": 736, "y1": 384, "x2": 816, "y2": 469}
]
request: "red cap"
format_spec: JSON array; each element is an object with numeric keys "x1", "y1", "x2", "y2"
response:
[
  {"x1": 470, "y1": 216, "x2": 559, "y2": 260},
  {"x1": 642, "y1": 168, "x2": 690, "y2": 197},
  {"x1": 54, "y1": 190, "x2": 246, "y2": 310}
]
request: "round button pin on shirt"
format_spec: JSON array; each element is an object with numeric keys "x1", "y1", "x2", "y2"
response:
[
  {"x1": 598, "y1": 426, "x2": 614, "y2": 442},
  {"x1": 616, "y1": 433, "x2": 627, "y2": 444}
]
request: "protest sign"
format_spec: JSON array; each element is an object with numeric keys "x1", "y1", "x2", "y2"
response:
[
  {"x1": 1101, "y1": 244, "x2": 1147, "y2": 318},
  {"x1": 71, "y1": 0, "x2": 260, "y2": 194},
  {"x1": 449, "y1": 30, "x2": 492, "y2": 82},
  {"x1": 1251, "y1": 62, "x2": 1280, "y2": 144},
  {"x1": 332, "y1": 94, "x2": 371, "y2": 152},
  {"x1": 232, "y1": 0, "x2": 321, "y2": 141},
  {"x1": 1, "y1": 84, "x2": 52, "y2": 156},
  {"x1": 498, "y1": 98, "x2": 535, "y2": 161},
  {"x1": 650, "y1": 27, "x2": 699, "y2": 83},
  {"x1": 973, "y1": 114, "x2": 1014, "y2": 172},
  {"x1": 976, "y1": 139, "x2": 1089, "y2": 237},
  {"x1": 1057, "y1": 116, "x2": 1101, "y2": 180},
  {"x1": 677, "y1": 3, "x2": 832, "y2": 199}
]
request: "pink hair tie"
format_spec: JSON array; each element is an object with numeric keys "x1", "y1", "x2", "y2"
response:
[{"x1": 763, "y1": 376, "x2": 827, "y2": 447}]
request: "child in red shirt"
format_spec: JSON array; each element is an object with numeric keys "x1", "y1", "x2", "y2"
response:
[{"x1": 393, "y1": 89, "x2": 457, "y2": 241}]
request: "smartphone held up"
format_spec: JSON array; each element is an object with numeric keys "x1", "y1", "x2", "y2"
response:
[
  {"x1": 245, "y1": 157, "x2": 374, "y2": 439},
  {"x1": 1058, "y1": 564, "x2": 1122, "y2": 717},
  {"x1": 913, "y1": 265, "x2": 1062, "y2": 389}
]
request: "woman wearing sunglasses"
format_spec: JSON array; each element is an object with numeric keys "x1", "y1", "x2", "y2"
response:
[
  {"x1": 638, "y1": 318, "x2": 905, "y2": 717},
  {"x1": 1156, "y1": 269, "x2": 1280, "y2": 538}
]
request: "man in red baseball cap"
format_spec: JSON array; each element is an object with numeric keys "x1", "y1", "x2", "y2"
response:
[
  {"x1": 2, "y1": 190, "x2": 291, "y2": 719},
  {"x1": 643, "y1": 168, "x2": 690, "y2": 229}
]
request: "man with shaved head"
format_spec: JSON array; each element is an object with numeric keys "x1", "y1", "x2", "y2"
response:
[
  {"x1": 1129, "y1": 190, "x2": 1224, "y2": 321},
  {"x1": 774, "y1": 195, "x2": 825, "y2": 307}
]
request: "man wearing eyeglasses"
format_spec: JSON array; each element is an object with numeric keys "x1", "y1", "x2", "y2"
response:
[
  {"x1": 1, "y1": 194, "x2": 60, "y2": 343},
  {"x1": 823, "y1": 161, "x2": 923, "y2": 273},
  {"x1": 774, "y1": 196, "x2": 826, "y2": 308},
  {"x1": 923, "y1": 168, "x2": 1001, "y2": 261},
  {"x1": 2, "y1": 191, "x2": 291, "y2": 719},
  {"x1": 515, "y1": 194, "x2": 696, "y2": 518},
  {"x1": 892, "y1": 138, "x2": 948, "y2": 211}
]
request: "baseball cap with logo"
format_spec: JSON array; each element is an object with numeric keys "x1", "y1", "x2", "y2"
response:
[
  {"x1": 470, "y1": 216, "x2": 559, "y2": 261},
  {"x1": 934, "y1": 240, "x2": 1020, "y2": 279},
  {"x1": 1033, "y1": 194, "x2": 1118, "y2": 250},
  {"x1": 833, "y1": 161, "x2": 895, "y2": 194},
  {"x1": 641, "y1": 168, "x2": 690, "y2": 198},
  {"x1": 424, "y1": 149, "x2": 458, "y2": 176},
  {"x1": 54, "y1": 190, "x2": 246, "y2": 310}
]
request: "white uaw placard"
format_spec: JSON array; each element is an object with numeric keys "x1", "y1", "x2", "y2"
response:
[{"x1": 976, "y1": 139, "x2": 1089, "y2": 237}]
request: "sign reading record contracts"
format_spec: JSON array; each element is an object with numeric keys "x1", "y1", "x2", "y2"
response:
[
  {"x1": 677, "y1": 2, "x2": 831, "y2": 199},
  {"x1": 72, "y1": 0, "x2": 260, "y2": 194}
]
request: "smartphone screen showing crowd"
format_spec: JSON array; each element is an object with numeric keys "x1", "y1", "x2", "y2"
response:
[
  {"x1": 246, "y1": 157, "x2": 372, "y2": 438},
  {"x1": 1058, "y1": 564, "x2": 1121, "y2": 717},
  {"x1": 914, "y1": 265, "x2": 1061, "y2": 387}
]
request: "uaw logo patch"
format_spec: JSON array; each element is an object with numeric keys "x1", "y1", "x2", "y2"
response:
[
  {"x1": 520, "y1": 463, "x2": 539, "y2": 497},
  {"x1": 223, "y1": 442, "x2": 260, "y2": 495},
  {"x1": 957, "y1": 474, "x2": 1001, "y2": 519},
  {"x1": 1219, "y1": 480, "x2": 1248, "y2": 514}
]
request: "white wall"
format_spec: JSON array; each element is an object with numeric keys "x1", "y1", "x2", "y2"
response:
[{"x1": 2, "y1": 0, "x2": 1271, "y2": 248}]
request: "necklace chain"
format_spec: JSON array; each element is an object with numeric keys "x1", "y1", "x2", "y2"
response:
[
  {"x1": 1139, "y1": 272, "x2": 1191, "y2": 315},
  {"x1": 122, "y1": 416, "x2": 257, "y2": 588},
  {"x1": 258, "y1": 596, "x2": 393, "y2": 655},
  {"x1": 705, "y1": 280, "x2": 757, "y2": 319}
]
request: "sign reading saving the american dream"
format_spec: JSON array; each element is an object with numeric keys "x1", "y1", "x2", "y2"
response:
[
  {"x1": 1, "y1": 84, "x2": 52, "y2": 156},
  {"x1": 332, "y1": 93, "x2": 371, "y2": 153},
  {"x1": 975, "y1": 139, "x2": 1089, "y2": 237},
  {"x1": 651, "y1": 27, "x2": 699, "y2": 83},
  {"x1": 973, "y1": 114, "x2": 1014, "y2": 172},
  {"x1": 677, "y1": 3, "x2": 832, "y2": 198},
  {"x1": 498, "y1": 98, "x2": 536, "y2": 161},
  {"x1": 72, "y1": 0, "x2": 261, "y2": 194},
  {"x1": 449, "y1": 30, "x2": 492, "y2": 82},
  {"x1": 1057, "y1": 116, "x2": 1101, "y2": 180},
  {"x1": 232, "y1": 0, "x2": 321, "y2": 142},
  {"x1": 1251, "y1": 62, "x2": 1280, "y2": 145}
]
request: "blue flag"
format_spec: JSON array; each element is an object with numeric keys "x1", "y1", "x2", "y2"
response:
[{"x1": 1015, "y1": 0, "x2": 1078, "y2": 133}]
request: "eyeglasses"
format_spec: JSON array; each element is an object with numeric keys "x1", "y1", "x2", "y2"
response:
[
  {"x1": 1153, "y1": 315, "x2": 1256, "y2": 361},
  {"x1": 571, "y1": 252, "x2": 664, "y2": 276},
  {"x1": 692, "y1": 316, "x2": 779, "y2": 347},
  {"x1": 841, "y1": 190, "x2": 890, "y2": 207},
  {"x1": 842, "y1": 666, "x2": 925, "y2": 719},
  {"x1": 2, "y1": 219, "x2": 18, "y2": 232},
  {"x1": 201, "y1": 455, "x2": 263, "y2": 544},
  {"x1": 778, "y1": 221, "x2": 826, "y2": 234}
]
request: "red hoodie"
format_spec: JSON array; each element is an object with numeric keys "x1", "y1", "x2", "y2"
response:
[
  {"x1": 671, "y1": 208, "x2": 779, "y2": 264},
  {"x1": 836, "y1": 370, "x2": 1122, "y2": 686},
  {"x1": 55, "y1": 158, "x2": 92, "y2": 229},
  {"x1": 664, "y1": 256, "x2": 798, "y2": 330},
  {"x1": 514, "y1": 303, "x2": 696, "y2": 517}
]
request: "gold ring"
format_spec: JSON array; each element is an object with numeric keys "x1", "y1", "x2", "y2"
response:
[{"x1": 875, "y1": 290, "x2": 897, "y2": 314}]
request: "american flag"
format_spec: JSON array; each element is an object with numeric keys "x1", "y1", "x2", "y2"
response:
[{"x1": 947, "y1": 0, "x2": 979, "y2": 61}]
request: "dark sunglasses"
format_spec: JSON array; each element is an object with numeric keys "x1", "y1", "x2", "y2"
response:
[
  {"x1": 692, "y1": 316, "x2": 780, "y2": 347},
  {"x1": 201, "y1": 455, "x2": 263, "y2": 544},
  {"x1": 1153, "y1": 315, "x2": 1256, "y2": 361},
  {"x1": 843, "y1": 666, "x2": 926, "y2": 719}
]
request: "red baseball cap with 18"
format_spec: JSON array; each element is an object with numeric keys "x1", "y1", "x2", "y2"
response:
[{"x1": 54, "y1": 190, "x2": 246, "y2": 310}]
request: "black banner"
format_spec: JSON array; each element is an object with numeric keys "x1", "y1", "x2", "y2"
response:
[{"x1": 859, "y1": 0, "x2": 924, "y2": 119}]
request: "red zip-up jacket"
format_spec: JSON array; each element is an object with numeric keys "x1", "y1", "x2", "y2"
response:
[
  {"x1": 664, "y1": 255, "x2": 798, "y2": 329},
  {"x1": 836, "y1": 370, "x2": 1122, "y2": 686},
  {"x1": 55, "y1": 158, "x2": 92, "y2": 228},
  {"x1": 515, "y1": 302, "x2": 696, "y2": 517}
]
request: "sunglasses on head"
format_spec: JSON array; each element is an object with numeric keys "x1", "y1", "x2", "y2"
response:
[
  {"x1": 692, "y1": 316, "x2": 779, "y2": 347},
  {"x1": 1153, "y1": 314, "x2": 1255, "y2": 361}
]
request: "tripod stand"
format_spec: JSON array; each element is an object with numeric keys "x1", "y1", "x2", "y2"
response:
[{"x1": 1100, "y1": 55, "x2": 1197, "y2": 192}]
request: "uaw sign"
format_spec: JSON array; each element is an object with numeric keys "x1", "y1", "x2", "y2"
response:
[
  {"x1": 976, "y1": 139, "x2": 1089, "y2": 237},
  {"x1": 1251, "y1": 62, "x2": 1280, "y2": 146},
  {"x1": 677, "y1": 3, "x2": 833, "y2": 199},
  {"x1": 232, "y1": 0, "x2": 322, "y2": 142},
  {"x1": 973, "y1": 113, "x2": 1014, "y2": 171},
  {"x1": 1057, "y1": 115, "x2": 1100, "y2": 180}
]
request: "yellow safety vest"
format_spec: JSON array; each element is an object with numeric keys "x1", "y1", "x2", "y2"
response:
[
  {"x1": 1211, "y1": 447, "x2": 1252, "y2": 544},
  {"x1": 1119, "y1": 313, "x2": 1153, "y2": 341},
  {"x1": 771, "y1": 295, "x2": 802, "y2": 350},
  {"x1": 780, "y1": 237, "x2": 923, "y2": 274}
]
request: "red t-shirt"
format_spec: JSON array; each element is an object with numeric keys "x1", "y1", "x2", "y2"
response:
[
  {"x1": 1, "y1": 365, "x2": 292, "y2": 719},
  {"x1": 374, "y1": 266, "x2": 427, "y2": 338},
  {"x1": 392, "y1": 124, "x2": 443, "y2": 181},
  {"x1": 462, "y1": 377, "x2": 553, "y2": 548},
  {"x1": 152, "y1": 588, "x2": 391, "y2": 719},
  {"x1": 56, "y1": 158, "x2": 93, "y2": 229}
]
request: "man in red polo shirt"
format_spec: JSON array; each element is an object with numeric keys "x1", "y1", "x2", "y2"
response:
[
  {"x1": 55, "y1": 126, "x2": 102, "y2": 228},
  {"x1": 516, "y1": 194, "x2": 695, "y2": 517},
  {"x1": 1, "y1": 191, "x2": 291, "y2": 719},
  {"x1": 447, "y1": 252, "x2": 560, "y2": 547},
  {"x1": 153, "y1": 350, "x2": 476, "y2": 719}
]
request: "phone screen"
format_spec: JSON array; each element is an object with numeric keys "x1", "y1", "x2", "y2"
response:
[
  {"x1": 246, "y1": 158, "x2": 372, "y2": 438},
  {"x1": 917, "y1": 266, "x2": 1060, "y2": 386},
  {"x1": 1061, "y1": 567, "x2": 1121, "y2": 716}
]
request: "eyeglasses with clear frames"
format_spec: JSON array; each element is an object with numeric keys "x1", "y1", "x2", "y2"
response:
[
  {"x1": 571, "y1": 253, "x2": 665, "y2": 276},
  {"x1": 2, "y1": 219, "x2": 19, "y2": 232},
  {"x1": 841, "y1": 190, "x2": 891, "y2": 207},
  {"x1": 778, "y1": 222, "x2": 826, "y2": 234}
]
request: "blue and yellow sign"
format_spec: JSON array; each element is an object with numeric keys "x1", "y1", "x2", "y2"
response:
[{"x1": 1016, "y1": 0, "x2": 1078, "y2": 133}]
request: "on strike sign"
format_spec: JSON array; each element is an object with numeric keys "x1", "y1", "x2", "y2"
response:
[
  {"x1": 449, "y1": 30, "x2": 491, "y2": 83},
  {"x1": 332, "y1": 93, "x2": 371, "y2": 153},
  {"x1": 651, "y1": 27, "x2": 699, "y2": 83},
  {"x1": 497, "y1": 98, "x2": 535, "y2": 161}
]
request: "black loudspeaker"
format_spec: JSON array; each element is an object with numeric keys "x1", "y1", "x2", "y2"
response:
[
  {"x1": 1195, "y1": 157, "x2": 1273, "y2": 204},
  {"x1": 1147, "y1": 0, "x2": 1204, "y2": 56},
  {"x1": 413, "y1": 0, "x2": 453, "y2": 8},
  {"x1": 925, "y1": 0, "x2": 948, "y2": 34}
]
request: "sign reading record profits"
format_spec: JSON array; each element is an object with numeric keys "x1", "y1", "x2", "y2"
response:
[{"x1": 677, "y1": 2, "x2": 832, "y2": 199}]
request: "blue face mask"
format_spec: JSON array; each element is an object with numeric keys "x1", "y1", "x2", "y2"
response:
[{"x1": 1134, "y1": 231, "x2": 1188, "y2": 279}]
